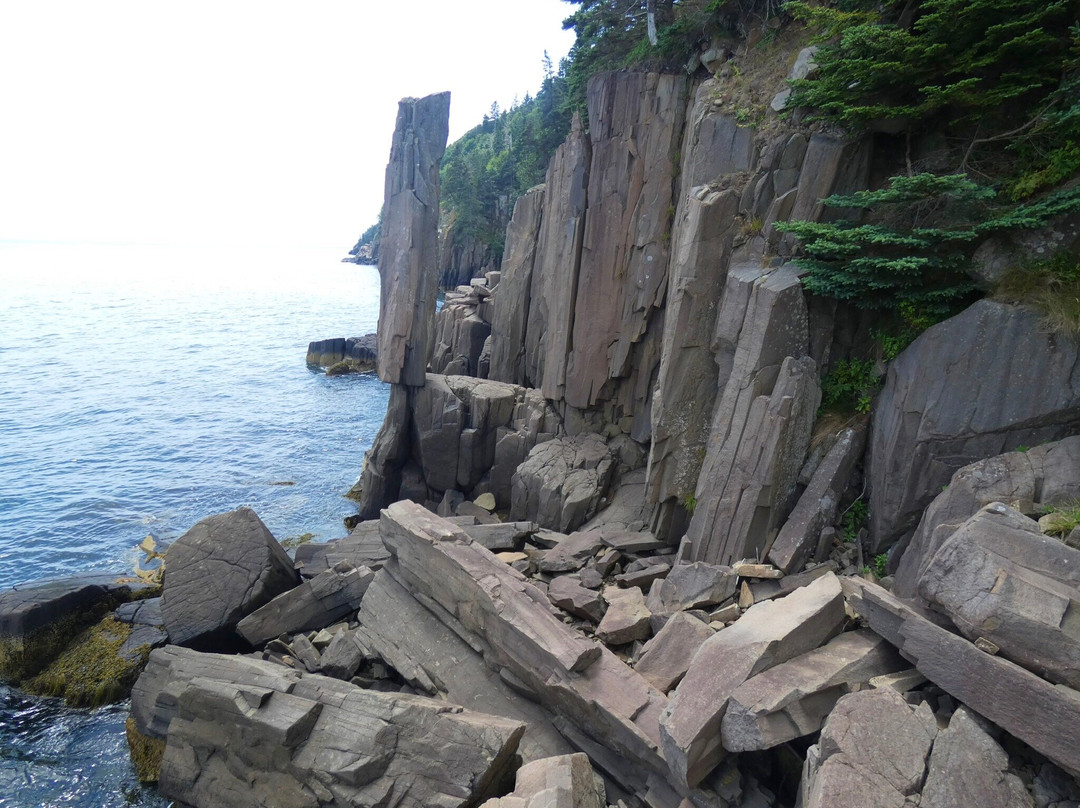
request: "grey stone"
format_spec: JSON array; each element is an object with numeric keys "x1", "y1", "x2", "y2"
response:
[
  {"x1": 511, "y1": 434, "x2": 615, "y2": 533},
  {"x1": 659, "y1": 572, "x2": 845, "y2": 786},
  {"x1": 843, "y1": 576, "x2": 1080, "y2": 777},
  {"x1": 161, "y1": 508, "x2": 299, "y2": 648},
  {"x1": 646, "y1": 562, "x2": 738, "y2": 613},
  {"x1": 479, "y1": 753, "x2": 606, "y2": 808},
  {"x1": 548, "y1": 576, "x2": 605, "y2": 623},
  {"x1": 920, "y1": 707, "x2": 1033, "y2": 808},
  {"x1": 0, "y1": 574, "x2": 134, "y2": 640},
  {"x1": 596, "y1": 586, "x2": 652, "y2": 645},
  {"x1": 615, "y1": 562, "x2": 671, "y2": 590},
  {"x1": 460, "y1": 521, "x2": 536, "y2": 552},
  {"x1": 634, "y1": 611, "x2": 714, "y2": 694},
  {"x1": 539, "y1": 531, "x2": 605, "y2": 574},
  {"x1": 294, "y1": 520, "x2": 390, "y2": 578},
  {"x1": 236, "y1": 562, "x2": 374, "y2": 647},
  {"x1": 317, "y1": 628, "x2": 365, "y2": 680},
  {"x1": 769, "y1": 426, "x2": 865, "y2": 573},
  {"x1": 600, "y1": 530, "x2": 666, "y2": 554},
  {"x1": 915, "y1": 503, "x2": 1080, "y2": 688},
  {"x1": 376, "y1": 92, "x2": 450, "y2": 386},
  {"x1": 114, "y1": 596, "x2": 163, "y2": 627},
  {"x1": 721, "y1": 629, "x2": 906, "y2": 751},
  {"x1": 289, "y1": 632, "x2": 320, "y2": 672},
  {"x1": 869, "y1": 300, "x2": 1080, "y2": 552}
]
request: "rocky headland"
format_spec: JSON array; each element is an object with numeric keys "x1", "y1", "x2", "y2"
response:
[{"x1": 3, "y1": 19, "x2": 1080, "y2": 808}]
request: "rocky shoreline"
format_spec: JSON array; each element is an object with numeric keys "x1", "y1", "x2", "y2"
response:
[{"x1": 3, "y1": 48, "x2": 1080, "y2": 808}]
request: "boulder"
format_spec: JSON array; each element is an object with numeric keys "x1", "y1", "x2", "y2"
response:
[
  {"x1": 800, "y1": 687, "x2": 937, "y2": 807},
  {"x1": 768, "y1": 425, "x2": 864, "y2": 573},
  {"x1": 539, "y1": 531, "x2": 605, "y2": 574},
  {"x1": 161, "y1": 508, "x2": 299, "y2": 648},
  {"x1": 511, "y1": 434, "x2": 615, "y2": 533},
  {"x1": 596, "y1": 586, "x2": 652, "y2": 645},
  {"x1": 376, "y1": 92, "x2": 451, "y2": 386},
  {"x1": 659, "y1": 573, "x2": 845, "y2": 786},
  {"x1": 843, "y1": 576, "x2": 1080, "y2": 777},
  {"x1": 892, "y1": 436, "x2": 1080, "y2": 595},
  {"x1": 235, "y1": 561, "x2": 374, "y2": 647},
  {"x1": 646, "y1": 562, "x2": 738, "y2": 614},
  {"x1": 634, "y1": 612, "x2": 714, "y2": 693},
  {"x1": 317, "y1": 628, "x2": 365, "y2": 680},
  {"x1": 915, "y1": 503, "x2": 1080, "y2": 688},
  {"x1": 136, "y1": 646, "x2": 525, "y2": 808},
  {"x1": 548, "y1": 576, "x2": 605, "y2": 623},
  {"x1": 721, "y1": 629, "x2": 906, "y2": 751},
  {"x1": 869, "y1": 300, "x2": 1080, "y2": 552},
  {"x1": 479, "y1": 753, "x2": 606, "y2": 808}
]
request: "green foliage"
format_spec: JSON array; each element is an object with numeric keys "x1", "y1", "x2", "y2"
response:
[
  {"x1": 681, "y1": 492, "x2": 698, "y2": 514},
  {"x1": 874, "y1": 553, "x2": 889, "y2": 577},
  {"x1": 820, "y1": 358, "x2": 879, "y2": 414},
  {"x1": 842, "y1": 499, "x2": 869, "y2": 543},
  {"x1": 1038, "y1": 501, "x2": 1080, "y2": 536},
  {"x1": 995, "y1": 251, "x2": 1080, "y2": 337}
]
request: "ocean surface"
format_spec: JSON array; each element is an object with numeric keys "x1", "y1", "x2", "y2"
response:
[{"x1": 0, "y1": 242, "x2": 390, "y2": 806}]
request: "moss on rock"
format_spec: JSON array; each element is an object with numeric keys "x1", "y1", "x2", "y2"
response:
[
  {"x1": 24, "y1": 616, "x2": 148, "y2": 706},
  {"x1": 125, "y1": 715, "x2": 165, "y2": 783}
]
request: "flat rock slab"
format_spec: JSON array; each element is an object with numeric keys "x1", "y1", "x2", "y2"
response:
[
  {"x1": 140, "y1": 646, "x2": 525, "y2": 808},
  {"x1": 843, "y1": 576, "x2": 1080, "y2": 777},
  {"x1": 114, "y1": 597, "x2": 163, "y2": 627},
  {"x1": 236, "y1": 561, "x2": 374, "y2": 647},
  {"x1": 600, "y1": 531, "x2": 667, "y2": 554},
  {"x1": 480, "y1": 753, "x2": 606, "y2": 808},
  {"x1": 294, "y1": 521, "x2": 390, "y2": 579},
  {"x1": 461, "y1": 522, "x2": 537, "y2": 552},
  {"x1": 660, "y1": 572, "x2": 845, "y2": 787},
  {"x1": 161, "y1": 507, "x2": 299, "y2": 648},
  {"x1": 634, "y1": 612, "x2": 714, "y2": 693},
  {"x1": 0, "y1": 574, "x2": 132, "y2": 638},
  {"x1": 596, "y1": 586, "x2": 651, "y2": 645},
  {"x1": 722, "y1": 629, "x2": 906, "y2": 752}
]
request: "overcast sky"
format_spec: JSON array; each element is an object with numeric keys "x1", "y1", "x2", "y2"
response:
[{"x1": 0, "y1": 1, "x2": 576, "y2": 249}]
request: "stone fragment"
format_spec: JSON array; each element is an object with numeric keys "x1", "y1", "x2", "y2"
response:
[
  {"x1": 843, "y1": 576, "x2": 1080, "y2": 777},
  {"x1": 869, "y1": 669, "x2": 926, "y2": 692},
  {"x1": 548, "y1": 576, "x2": 605, "y2": 623},
  {"x1": 732, "y1": 562, "x2": 783, "y2": 579},
  {"x1": 290, "y1": 632, "x2": 320, "y2": 673},
  {"x1": 647, "y1": 562, "x2": 738, "y2": 613},
  {"x1": 376, "y1": 92, "x2": 450, "y2": 386},
  {"x1": 634, "y1": 612, "x2": 714, "y2": 694},
  {"x1": 294, "y1": 521, "x2": 390, "y2": 579},
  {"x1": 738, "y1": 582, "x2": 754, "y2": 609},
  {"x1": 161, "y1": 508, "x2": 299, "y2": 648},
  {"x1": 236, "y1": 562, "x2": 374, "y2": 647},
  {"x1": 140, "y1": 646, "x2": 525, "y2": 808},
  {"x1": 539, "y1": 531, "x2": 605, "y2": 574},
  {"x1": 475, "y1": 492, "x2": 497, "y2": 512},
  {"x1": 460, "y1": 523, "x2": 537, "y2": 554},
  {"x1": 600, "y1": 531, "x2": 666, "y2": 554},
  {"x1": 800, "y1": 687, "x2": 936, "y2": 807},
  {"x1": 480, "y1": 753, "x2": 606, "y2": 808},
  {"x1": 114, "y1": 597, "x2": 163, "y2": 627},
  {"x1": 615, "y1": 563, "x2": 671, "y2": 590},
  {"x1": 915, "y1": 503, "x2": 1080, "y2": 687},
  {"x1": 709, "y1": 603, "x2": 740, "y2": 624},
  {"x1": 869, "y1": 301, "x2": 1080, "y2": 552},
  {"x1": 596, "y1": 586, "x2": 652, "y2": 645},
  {"x1": 511, "y1": 434, "x2": 615, "y2": 533},
  {"x1": 659, "y1": 573, "x2": 845, "y2": 786},
  {"x1": 769, "y1": 426, "x2": 865, "y2": 573},
  {"x1": 317, "y1": 628, "x2": 365, "y2": 680},
  {"x1": 920, "y1": 707, "x2": 1033, "y2": 808},
  {"x1": 745, "y1": 563, "x2": 838, "y2": 603},
  {"x1": 722, "y1": 630, "x2": 906, "y2": 751}
]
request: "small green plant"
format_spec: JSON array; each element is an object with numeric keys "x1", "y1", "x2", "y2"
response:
[
  {"x1": 820, "y1": 359, "x2": 880, "y2": 415},
  {"x1": 681, "y1": 493, "x2": 698, "y2": 515},
  {"x1": 1038, "y1": 501, "x2": 1080, "y2": 537},
  {"x1": 1015, "y1": 445, "x2": 1030, "y2": 453},
  {"x1": 874, "y1": 553, "x2": 888, "y2": 578},
  {"x1": 842, "y1": 499, "x2": 869, "y2": 543},
  {"x1": 995, "y1": 253, "x2": 1080, "y2": 338}
]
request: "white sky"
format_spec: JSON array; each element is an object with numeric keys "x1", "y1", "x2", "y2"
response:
[{"x1": 0, "y1": 1, "x2": 576, "y2": 249}]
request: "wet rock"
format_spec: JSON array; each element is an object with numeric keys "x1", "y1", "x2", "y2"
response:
[
  {"x1": 659, "y1": 573, "x2": 845, "y2": 786},
  {"x1": 376, "y1": 92, "x2": 451, "y2": 386},
  {"x1": 161, "y1": 508, "x2": 299, "y2": 648},
  {"x1": 480, "y1": 753, "x2": 606, "y2": 808},
  {"x1": 596, "y1": 586, "x2": 651, "y2": 645},
  {"x1": 722, "y1": 629, "x2": 906, "y2": 751},
  {"x1": 114, "y1": 597, "x2": 163, "y2": 627},
  {"x1": 511, "y1": 434, "x2": 615, "y2": 533},
  {"x1": 869, "y1": 300, "x2": 1080, "y2": 552},
  {"x1": 236, "y1": 561, "x2": 374, "y2": 648},
  {"x1": 915, "y1": 503, "x2": 1080, "y2": 688},
  {"x1": 634, "y1": 612, "x2": 714, "y2": 693}
]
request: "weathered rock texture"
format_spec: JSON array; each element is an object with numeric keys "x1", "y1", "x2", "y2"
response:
[
  {"x1": 376, "y1": 91, "x2": 451, "y2": 387},
  {"x1": 869, "y1": 300, "x2": 1080, "y2": 551},
  {"x1": 161, "y1": 508, "x2": 298, "y2": 648},
  {"x1": 480, "y1": 753, "x2": 606, "y2": 808},
  {"x1": 132, "y1": 645, "x2": 524, "y2": 808},
  {"x1": 511, "y1": 434, "x2": 615, "y2": 532},
  {"x1": 305, "y1": 334, "x2": 377, "y2": 369},
  {"x1": 893, "y1": 436, "x2": 1080, "y2": 595}
]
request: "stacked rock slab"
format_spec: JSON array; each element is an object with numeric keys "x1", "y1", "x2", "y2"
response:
[
  {"x1": 868, "y1": 299, "x2": 1080, "y2": 552},
  {"x1": 132, "y1": 646, "x2": 525, "y2": 808},
  {"x1": 160, "y1": 507, "x2": 298, "y2": 648},
  {"x1": 376, "y1": 91, "x2": 450, "y2": 387},
  {"x1": 683, "y1": 264, "x2": 820, "y2": 566},
  {"x1": 479, "y1": 753, "x2": 606, "y2": 808}
]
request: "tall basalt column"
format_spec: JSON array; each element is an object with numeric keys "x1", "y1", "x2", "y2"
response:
[{"x1": 377, "y1": 91, "x2": 451, "y2": 387}]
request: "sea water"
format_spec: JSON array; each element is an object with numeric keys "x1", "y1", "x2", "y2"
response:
[{"x1": 0, "y1": 241, "x2": 390, "y2": 806}]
